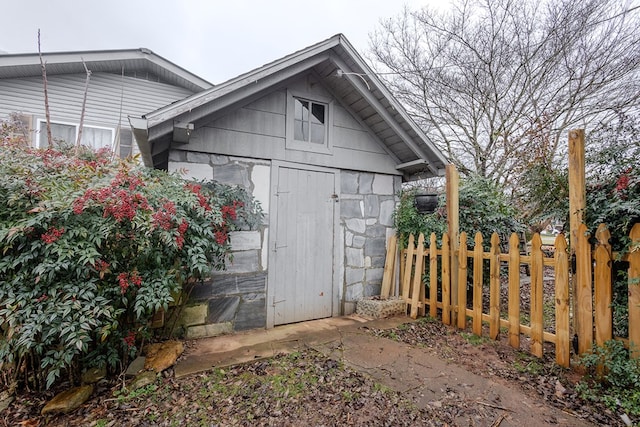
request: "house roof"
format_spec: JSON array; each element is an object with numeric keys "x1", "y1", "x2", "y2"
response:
[
  {"x1": 0, "y1": 48, "x2": 212, "y2": 93},
  {"x1": 131, "y1": 34, "x2": 449, "y2": 179}
]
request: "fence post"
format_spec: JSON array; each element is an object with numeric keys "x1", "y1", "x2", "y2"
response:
[
  {"x1": 508, "y1": 233, "x2": 521, "y2": 349},
  {"x1": 489, "y1": 233, "x2": 501, "y2": 340},
  {"x1": 401, "y1": 234, "x2": 415, "y2": 302},
  {"x1": 629, "y1": 224, "x2": 640, "y2": 359},
  {"x1": 555, "y1": 234, "x2": 570, "y2": 367},
  {"x1": 473, "y1": 232, "x2": 484, "y2": 336},
  {"x1": 447, "y1": 165, "x2": 460, "y2": 325},
  {"x1": 568, "y1": 129, "x2": 586, "y2": 334},
  {"x1": 442, "y1": 233, "x2": 451, "y2": 325},
  {"x1": 457, "y1": 232, "x2": 468, "y2": 329},
  {"x1": 576, "y1": 223, "x2": 593, "y2": 355},
  {"x1": 530, "y1": 234, "x2": 544, "y2": 357},
  {"x1": 594, "y1": 224, "x2": 612, "y2": 347},
  {"x1": 429, "y1": 233, "x2": 438, "y2": 319},
  {"x1": 410, "y1": 233, "x2": 426, "y2": 319}
]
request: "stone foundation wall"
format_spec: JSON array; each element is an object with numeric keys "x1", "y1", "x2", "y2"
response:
[
  {"x1": 168, "y1": 150, "x2": 269, "y2": 338},
  {"x1": 340, "y1": 171, "x2": 401, "y2": 313}
]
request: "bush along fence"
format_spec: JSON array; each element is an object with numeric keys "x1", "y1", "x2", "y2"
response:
[{"x1": 394, "y1": 222, "x2": 640, "y2": 367}]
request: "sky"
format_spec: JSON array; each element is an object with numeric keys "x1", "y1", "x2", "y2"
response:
[{"x1": 0, "y1": 0, "x2": 450, "y2": 84}]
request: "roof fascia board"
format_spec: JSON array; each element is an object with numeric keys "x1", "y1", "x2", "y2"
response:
[
  {"x1": 331, "y1": 53, "x2": 440, "y2": 175},
  {"x1": 145, "y1": 36, "x2": 343, "y2": 126},
  {"x1": 146, "y1": 52, "x2": 331, "y2": 132},
  {"x1": 0, "y1": 48, "x2": 212, "y2": 90}
]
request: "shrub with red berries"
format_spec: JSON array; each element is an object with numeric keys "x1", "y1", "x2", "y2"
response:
[{"x1": 0, "y1": 132, "x2": 262, "y2": 390}]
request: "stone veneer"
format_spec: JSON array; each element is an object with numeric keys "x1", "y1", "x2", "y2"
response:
[
  {"x1": 168, "y1": 150, "x2": 270, "y2": 339},
  {"x1": 340, "y1": 171, "x2": 401, "y2": 314},
  {"x1": 166, "y1": 150, "x2": 400, "y2": 337}
]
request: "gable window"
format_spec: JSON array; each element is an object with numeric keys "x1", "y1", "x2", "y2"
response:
[
  {"x1": 286, "y1": 90, "x2": 333, "y2": 154},
  {"x1": 37, "y1": 120, "x2": 114, "y2": 151},
  {"x1": 294, "y1": 98, "x2": 326, "y2": 144}
]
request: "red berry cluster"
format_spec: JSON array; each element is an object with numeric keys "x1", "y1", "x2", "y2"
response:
[
  {"x1": 221, "y1": 200, "x2": 244, "y2": 221},
  {"x1": 176, "y1": 218, "x2": 189, "y2": 249},
  {"x1": 117, "y1": 271, "x2": 143, "y2": 294},
  {"x1": 185, "y1": 183, "x2": 211, "y2": 211},
  {"x1": 41, "y1": 226, "x2": 65, "y2": 244},
  {"x1": 74, "y1": 186, "x2": 150, "y2": 221},
  {"x1": 123, "y1": 331, "x2": 136, "y2": 348},
  {"x1": 615, "y1": 168, "x2": 632, "y2": 193},
  {"x1": 152, "y1": 201, "x2": 177, "y2": 230}
]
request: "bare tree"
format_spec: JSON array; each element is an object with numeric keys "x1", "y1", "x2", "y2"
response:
[
  {"x1": 369, "y1": 0, "x2": 640, "y2": 186},
  {"x1": 37, "y1": 29, "x2": 53, "y2": 147}
]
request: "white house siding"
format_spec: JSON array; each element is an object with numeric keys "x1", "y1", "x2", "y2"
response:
[{"x1": 0, "y1": 72, "x2": 194, "y2": 149}]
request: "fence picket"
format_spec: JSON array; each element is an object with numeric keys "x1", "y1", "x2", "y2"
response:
[
  {"x1": 381, "y1": 234, "x2": 397, "y2": 299},
  {"x1": 508, "y1": 233, "x2": 521, "y2": 349},
  {"x1": 530, "y1": 234, "x2": 544, "y2": 357},
  {"x1": 394, "y1": 222, "x2": 637, "y2": 366},
  {"x1": 473, "y1": 232, "x2": 484, "y2": 336},
  {"x1": 429, "y1": 233, "x2": 438, "y2": 319},
  {"x1": 457, "y1": 232, "x2": 468, "y2": 329},
  {"x1": 410, "y1": 233, "x2": 425, "y2": 319},
  {"x1": 401, "y1": 234, "x2": 415, "y2": 302},
  {"x1": 576, "y1": 223, "x2": 593, "y2": 355},
  {"x1": 594, "y1": 224, "x2": 612, "y2": 347},
  {"x1": 442, "y1": 233, "x2": 451, "y2": 325},
  {"x1": 555, "y1": 235, "x2": 570, "y2": 367},
  {"x1": 489, "y1": 233, "x2": 501, "y2": 340},
  {"x1": 629, "y1": 224, "x2": 640, "y2": 359}
]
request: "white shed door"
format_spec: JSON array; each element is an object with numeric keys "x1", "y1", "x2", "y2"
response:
[{"x1": 273, "y1": 166, "x2": 335, "y2": 325}]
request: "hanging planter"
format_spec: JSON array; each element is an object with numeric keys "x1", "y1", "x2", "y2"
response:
[{"x1": 414, "y1": 191, "x2": 439, "y2": 214}]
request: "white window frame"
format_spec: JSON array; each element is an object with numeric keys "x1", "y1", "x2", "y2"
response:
[
  {"x1": 36, "y1": 119, "x2": 114, "y2": 149},
  {"x1": 285, "y1": 90, "x2": 333, "y2": 155}
]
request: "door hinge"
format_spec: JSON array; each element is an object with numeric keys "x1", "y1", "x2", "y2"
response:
[{"x1": 272, "y1": 296, "x2": 286, "y2": 307}]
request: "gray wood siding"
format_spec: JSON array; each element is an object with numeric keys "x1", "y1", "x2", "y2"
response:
[
  {"x1": 0, "y1": 72, "x2": 194, "y2": 127},
  {"x1": 189, "y1": 79, "x2": 400, "y2": 175}
]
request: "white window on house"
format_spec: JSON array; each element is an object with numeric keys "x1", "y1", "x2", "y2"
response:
[
  {"x1": 286, "y1": 90, "x2": 333, "y2": 154},
  {"x1": 37, "y1": 120, "x2": 114, "y2": 151}
]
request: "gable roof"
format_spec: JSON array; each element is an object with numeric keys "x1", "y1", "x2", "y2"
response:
[
  {"x1": 131, "y1": 34, "x2": 449, "y2": 179},
  {"x1": 0, "y1": 48, "x2": 212, "y2": 93}
]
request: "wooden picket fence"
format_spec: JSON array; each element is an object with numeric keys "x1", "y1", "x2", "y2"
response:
[{"x1": 387, "y1": 223, "x2": 640, "y2": 367}]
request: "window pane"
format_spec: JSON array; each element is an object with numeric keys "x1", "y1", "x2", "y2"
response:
[
  {"x1": 294, "y1": 119, "x2": 308, "y2": 141},
  {"x1": 295, "y1": 99, "x2": 309, "y2": 122},
  {"x1": 118, "y1": 128, "x2": 133, "y2": 158},
  {"x1": 311, "y1": 103, "x2": 325, "y2": 125},
  {"x1": 81, "y1": 127, "x2": 113, "y2": 149},
  {"x1": 39, "y1": 122, "x2": 75, "y2": 148},
  {"x1": 310, "y1": 123, "x2": 325, "y2": 144}
]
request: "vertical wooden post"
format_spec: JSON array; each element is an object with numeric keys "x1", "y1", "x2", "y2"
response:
[
  {"x1": 555, "y1": 234, "x2": 570, "y2": 367},
  {"x1": 489, "y1": 233, "x2": 501, "y2": 340},
  {"x1": 446, "y1": 165, "x2": 460, "y2": 325},
  {"x1": 429, "y1": 233, "x2": 438, "y2": 319},
  {"x1": 629, "y1": 224, "x2": 640, "y2": 359},
  {"x1": 457, "y1": 232, "x2": 468, "y2": 329},
  {"x1": 530, "y1": 234, "x2": 544, "y2": 358},
  {"x1": 576, "y1": 223, "x2": 593, "y2": 355},
  {"x1": 568, "y1": 129, "x2": 586, "y2": 332},
  {"x1": 401, "y1": 235, "x2": 415, "y2": 302},
  {"x1": 473, "y1": 232, "x2": 484, "y2": 336},
  {"x1": 594, "y1": 224, "x2": 612, "y2": 347},
  {"x1": 410, "y1": 233, "x2": 426, "y2": 319},
  {"x1": 442, "y1": 233, "x2": 451, "y2": 325},
  {"x1": 508, "y1": 233, "x2": 521, "y2": 349}
]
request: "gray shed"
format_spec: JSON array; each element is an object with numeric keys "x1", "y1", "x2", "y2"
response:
[{"x1": 130, "y1": 34, "x2": 448, "y2": 337}]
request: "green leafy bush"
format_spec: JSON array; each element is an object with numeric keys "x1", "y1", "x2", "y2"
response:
[
  {"x1": 0, "y1": 134, "x2": 262, "y2": 389},
  {"x1": 394, "y1": 175, "x2": 525, "y2": 249},
  {"x1": 577, "y1": 340, "x2": 640, "y2": 417}
]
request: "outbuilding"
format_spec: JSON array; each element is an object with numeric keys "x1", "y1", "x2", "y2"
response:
[{"x1": 130, "y1": 34, "x2": 448, "y2": 337}]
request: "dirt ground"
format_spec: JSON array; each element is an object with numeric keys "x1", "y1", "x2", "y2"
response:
[{"x1": 2, "y1": 315, "x2": 628, "y2": 426}]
